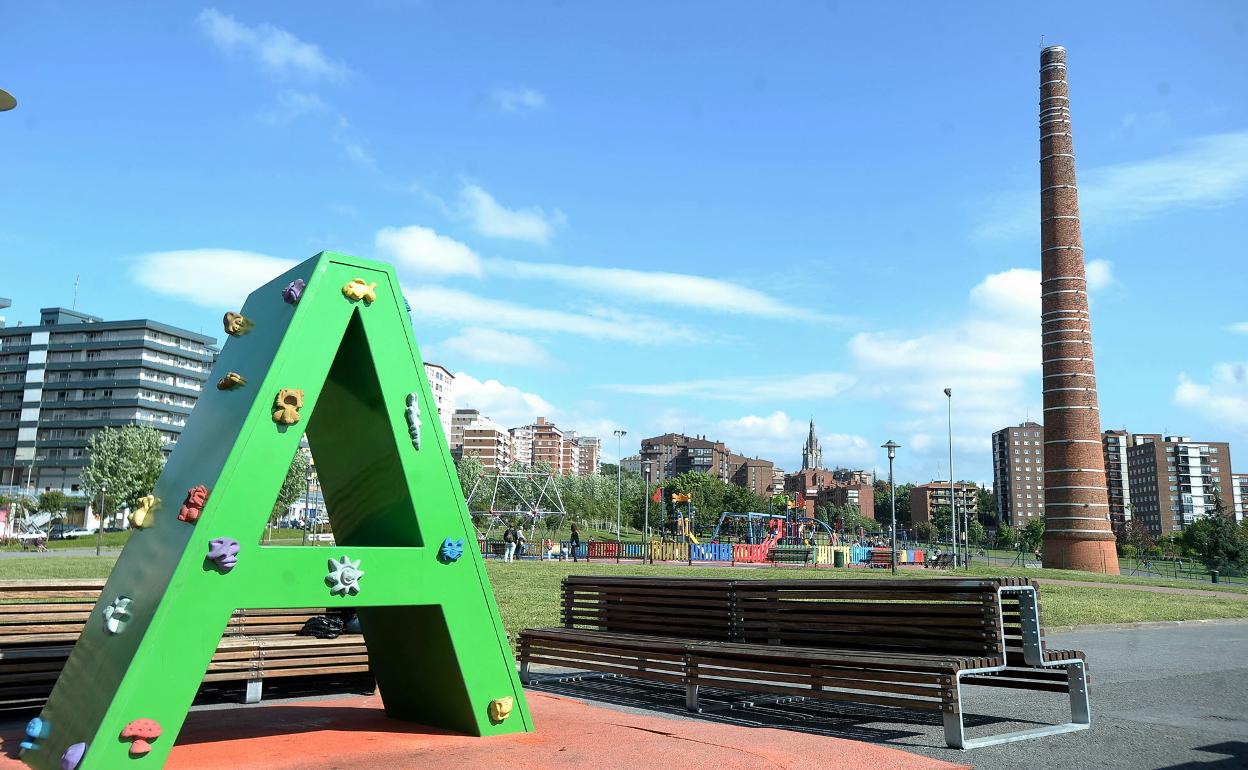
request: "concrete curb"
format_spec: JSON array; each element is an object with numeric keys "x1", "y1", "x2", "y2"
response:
[{"x1": 1048, "y1": 617, "x2": 1248, "y2": 634}]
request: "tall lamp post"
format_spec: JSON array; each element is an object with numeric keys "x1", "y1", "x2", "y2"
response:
[
  {"x1": 945, "y1": 388, "x2": 958, "y2": 568},
  {"x1": 95, "y1": 482, "x2": 107, "y2": 557},
  {"x1": 882, "y1": 441, "x2": 900, "y2": 574},
  {"x1": 613, "y1": 429, "x2": 627, "y2": 542},
  {"x1": 642, "y1": 460, "x2": 653, "y2": 561}
]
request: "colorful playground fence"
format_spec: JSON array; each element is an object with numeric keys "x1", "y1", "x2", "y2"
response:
[{"x1": 477, "y1": 538, "x2": 924, "y2": 565}]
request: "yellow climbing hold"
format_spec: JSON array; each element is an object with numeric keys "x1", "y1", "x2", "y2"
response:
[
  {"x1": 272, "y1": 389, "x2": 304, "y2": 426},
  {"x1": 130, "y1": 495, "x2": 159, "y2": 529},
  {"x1": 488, "y1": 696, "x2": 514, "y2": 724},
  {"x1": 342, "y1": 278, "x2": 377, "y2": 304}
]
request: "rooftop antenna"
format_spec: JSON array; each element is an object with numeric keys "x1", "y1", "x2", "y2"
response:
[{"x1": 72, "y1": 275, "x2": 80, "y2": 310}]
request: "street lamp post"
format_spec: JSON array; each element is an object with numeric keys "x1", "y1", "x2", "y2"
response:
[
  {"x1": 95, "y1": 482, "x2": 107, "y2": 557},
  {"x1": 882, "y1": 441, "x2": 900, "y2": 574},
  {"x1": 613, "y1": 429, "x2": 627, "y2": 542},
  {"x1": 945, "y1": 388, "x2": 958, "y2": 568},
  {"x1": 642, "y1": 460, "x2": 653, "y2": 562}
]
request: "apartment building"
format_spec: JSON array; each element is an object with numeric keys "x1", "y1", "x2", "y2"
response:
[
  {"x1": 508, "y1": 423, "x2": 534, "y2": 466},
  {"x1": 730, "y1": 454, "x2": 775, "y2": 497},
  {"x1": 1232, "y1": 473, "x2": 1247, "y2": 523},
  {"x1": 560, "y1": 430, "x2": 582, "y2": 477},
  {"x1": 574, "y1": 435, "x2": 601, "y2": 476},
  {"x1": 421, "y1": 362, "x2": 454, "y2": 439},
  {"x1": 0, "y1": 307, "x2": 216, "y2": 493},
  {"x1": 620, "y1": 454, "x2": 642, "y2": 475},
  {"x1": 449, "y1": 408, "x2": 479, "y2": 453},
  {"x1": 1102, "y1": 429, "x2": 1133, "y2": 528},
  {"x1": 640, "y1": 433, "x2": 733, "y2": 483},
  {"x1": 784, "y1": 468, "x2": 874, "y2": 520},
  {"x1": 991, "y1": 421, "x2": 1045, "y2": 525},
  {"x1": 1127, "y1": 435, "x2": 1234, "y2": 536},
  {"x1": 459, "y1": 415, "x2": 512, "y2": 473},
  {"x1": 909, "y1": 481, "x2": 978, "y2": 525}
]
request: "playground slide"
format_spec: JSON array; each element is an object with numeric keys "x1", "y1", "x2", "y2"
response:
[{"x1": 685, "y1": 521, "x2": 700, "y2": 544}]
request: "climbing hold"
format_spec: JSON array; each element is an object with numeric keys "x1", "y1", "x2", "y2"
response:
[
  {"x1": 438, "y1": 538, "x2": 464, "y2": 563},
  {"x1": 488, "y1": 696, "x2": 514, "y2": 724},
  {"x1": 404, "y1": 392, "x2": 421, "y2": 450},
  {"x1": 20, "y1": 716, "x2": 49, "y2": 750},
  {"x1": 222, "y1": 312, "x2": 252, "y2": 336},
  {"x1": 129, "y1": 495, "x2": 159, "y2": 529},
  {"x1": 342, "y1": 278, "x2": 377, "y2": 304},
  {"x1": 60, "y1": 742, "x2": 86, "y2": 770},
  {"x1": 282, "y1": 279, "x2": 307, "y2": 304},
  {"x1": 102, "y1": 596, "x2": 133, "y2": 634},
  {"x1": 326, "y1": 555, "x2": 365, "y2": 596},
  {"x1": 272, "y1": 388, "x2": 304, "y2": 425},
  {"x1": 217, "y1": 372, "x2": 246, "y2": 390},
  {"x1": 177, "y1": 485, "x2": 210, "y2": 524},
  {"x1": 119, "y1": 719, "x2": 161, "y2": 757},
  {"x1": 207, "y1": 538, "x2": 240, "y2": 572}
]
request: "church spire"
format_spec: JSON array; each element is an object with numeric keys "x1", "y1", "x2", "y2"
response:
[{"x1": 802, "y1": 419, "x2": 822, "y2": 470}]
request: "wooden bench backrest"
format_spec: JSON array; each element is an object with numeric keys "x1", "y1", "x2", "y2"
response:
[
  {"x1": 731, "y1": 578, "x2": 1005, "y2": 659},
  {"x1": 561, "y1": 576, "x2": 736, "y2": 641}
]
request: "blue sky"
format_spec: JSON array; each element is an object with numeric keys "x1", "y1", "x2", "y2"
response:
[{"x1": 2, "y1": 2, "x2": 1246, "y2": 484}]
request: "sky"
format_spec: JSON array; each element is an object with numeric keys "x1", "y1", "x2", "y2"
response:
[{"x1": 2, "y1": 1, "x2": 1247, "y2": 485}]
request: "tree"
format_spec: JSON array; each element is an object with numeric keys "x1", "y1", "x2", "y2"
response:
[
  {"x1": 1021, "y1": 518, "x2": 1046, "y2": 553},
  {"x1": 37, "y1": 490, "x2": 71, "y2": 520},
  {"x1": 456, "y1": 454, "x2": 485, "y2": 506},
  {"x1": 271, "y1": 449, "x2": 311, "y2": 519},
  {"x1": 913, "y1": 520, "x2": 936, "y2": 543},
  {"x1": 873, "y1": 480, "x2": 913, "y2": 522},
  {"x1": 1180, "y1": 512, "x2": 1248, "y2": 577},
  {"x1": 966, "y1": 518, "x2": 985, "y2": 546},
  {"x1": 995, "y1": 524, "x2": 1018, "y2": 550},
  {"x1": 976, "y1": 488, "x2": 997, "y2": 524},
  {"x1": 80, "y1": 426, "x2": 165, "y2": 513}
]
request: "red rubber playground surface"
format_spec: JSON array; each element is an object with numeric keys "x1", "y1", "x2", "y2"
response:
[{"x1": 1, "y1": 691, "x2": 969, "y2": 770}]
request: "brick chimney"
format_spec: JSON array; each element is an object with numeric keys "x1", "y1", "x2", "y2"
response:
[{"x1": 1038, "y1": 46, "x2": 1120, "y2": 574}]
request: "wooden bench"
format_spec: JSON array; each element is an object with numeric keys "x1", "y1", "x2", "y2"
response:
[
  {"x1": 519, "y1": 575, "x2": 1090, "y2": 749},
  {"x1": 868, "y1": 548, "x2": 895, "y2": 568},
  {"x1": 767, "y1": 546, "x2": 813, "y2": 565},
  {"x1": 0, "y1": 580, "x2": 372, "y2": 711}
]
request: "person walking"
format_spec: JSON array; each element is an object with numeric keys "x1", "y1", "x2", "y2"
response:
[
  {"x1": 503, "y1": 526, "x2": 517, "y2": 562},
  {"x1": 569, "y1": 524, "x2": 581, "y2": 562},
  {"x1": 516, "y1": 527, "x2": 528, "y2": 560}
]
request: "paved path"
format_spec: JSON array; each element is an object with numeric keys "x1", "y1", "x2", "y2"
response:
[
  {"x1": 0, "y1": 691, "x2": 967, "y2": 770},
  {"x1": 526, "y1": 621, "x2": 1248, "y2": 770}
]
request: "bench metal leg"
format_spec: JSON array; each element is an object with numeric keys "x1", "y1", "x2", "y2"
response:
[
  {"x1": 244, "y1": 679, "x2": 262, "y2": 704},
  {"x1": 944, "y1": 663, "x2": 1091, "y2": 749},
  {"x1": 523, "y1": 669, "x2": 624, "y2": 686},
  {"x1": 686, "y1": 683, "x2": 699, "y2": 712},
  {"x1": 519, "y1": 660, "x2": 531, "y2": 685}
]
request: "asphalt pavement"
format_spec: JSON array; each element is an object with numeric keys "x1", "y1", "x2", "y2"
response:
[{"x1": 528, "y1": 621, "x2": 1248, "y2": 770}]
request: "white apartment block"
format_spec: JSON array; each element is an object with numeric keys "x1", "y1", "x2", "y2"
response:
[
  {"x1": 1232, "y1": 473, "x2": 1247, "y2": 524},
  {"x1": 422, "y1": 362, "x2": 455, "y2": 440},
  {"x1": 459, "y1": 414, "x2": 512, "y2": 473}
]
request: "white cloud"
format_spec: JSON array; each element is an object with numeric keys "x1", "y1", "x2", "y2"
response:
[
  {"x1": 1174, "y1": 362, "x2": 1248, "y2": 431},
  {"x1": 452, "y1": 372, "x2": 555, "y2": 429},
  {"x1": 460, "y1": 184, "x2": 563, "y2": 244},
  {"x1": 405, "y1": 285, "x2": 703, "y2": 344},
  {"x1": 375, "y1": 226, "x2": 483, "y2": 277},
  {"x1": 607, "y1": 372, "x2": 855, "y2": 401},
  {"x1": 491, "y1": 87, "x2": 546, "y2": 112},
  {"x1": 258, "y1": 89, "x2": 329, "y2": 125},
  {"x1": 440, "y1": 328, "x2": 552, "y2": 367},
  {"x1": 975, "y1": 131, "x2": 1248, "y2": 241},
  {"x1": 493, "y1": 260, "x2": 834, "y2": 322},
  {"x1": 198, "y1": 9, "x2": 348, "y2": 82},
  {"x1": 1084, "y1": 259, "x2": 1115, "y2": 291},
  {"x1": 1227, "y1": 322, "x2": 1248, "y2": 335},
  {"x1": 716, "y1": 411, "x2": 875, "y2": 469},
  {"x1": 130, "y1": 249, "x2": 296, "y2": 308}
]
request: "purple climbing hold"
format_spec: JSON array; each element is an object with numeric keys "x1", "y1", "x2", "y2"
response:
[
  {"x1": 282, "y1": 278, "x2": 306, "y2": 304},
  {"x1": 207, "y1": 538, "x2": 241, "y2": 572},
  {"x1": 60, "y1": 742, "x2": 86, "y2": 770}
]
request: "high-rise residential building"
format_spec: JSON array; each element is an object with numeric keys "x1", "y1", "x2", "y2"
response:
[
  {"x1": 459, "y1": 414, "x2": 512, "y2": 473},
  {"x1": 771, "y1": 467, "x2": 785, "y2": 496},
  {"x1": 831, "y1": 468, "x2": 874, "y2": 486},
  {"x1": 1102, "y1": 430, "x2": 1133, "y2": 529},
  {"x1": 508, "y1": 423, "x2": 534, "y2": 466},
  {"x1": 561, "y1": 430, "x2": 582, "y2": 477},
  {"x1": 1126, "y1": 435, "x2": 1234, "y2": 536},
  {"x1": 991, "y1": 422, "x2": 1045, "y2": 526},
  {"x1": 530, "y1": 417, "x2": 564, "y2": 472},
  {"x1": 422, "y1": 362, "x2": 455, "y2": 439},
  {"x1": 620, "y1": 454, "x2": 642, "y2": 475},
  {"x1": 801, "y1": 420, "x2": 822, "y2": 470},
  {"x1": 730, "y1": 454, "x2": 775, "y2": 497},
  {"x1": 1037, "y1": 45, "x2": 1119, "y2": 573},
  {"x1": 574, "y1": 435, "x2": 601, "y2": 476},
  {"x1": 449, "y1": 408, "x2": 479, "y2": 452},
  {"x1": 1231, "y1": 473, "x2": 1247, "y2": 524},
  {"x1": 640, "y1": 433, "x2": 733, "y2": 483},
  {"x1": 0, "y1": 307, "x2": 216, "y2": 494},
  {"x1": 909, "y1": 482, "x2": 978, "y2": 525}
]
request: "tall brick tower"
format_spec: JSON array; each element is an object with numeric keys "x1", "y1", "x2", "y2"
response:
[{"x1": 1038, "y1": 46, "x2": 1119, "y2": 574}]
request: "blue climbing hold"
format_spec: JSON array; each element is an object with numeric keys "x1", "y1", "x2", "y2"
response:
[
  {"x1": 21, "y1": 716, "x2": 49, "y2": 750},
  {"x1": 439, "y1": 537, "x2": 465, "y2": 563}
]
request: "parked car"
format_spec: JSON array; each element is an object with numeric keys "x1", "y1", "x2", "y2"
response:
[
  {"x1": 65, "y1": 527, "x2": 94, "y2": 539},
  {"x1": 48, "y1": 524, "x2": 71, "y2": 540}
]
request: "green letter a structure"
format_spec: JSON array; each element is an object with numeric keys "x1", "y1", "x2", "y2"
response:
[{"x1": 25, "y1": 252, "x2": 532, "y2": 770}]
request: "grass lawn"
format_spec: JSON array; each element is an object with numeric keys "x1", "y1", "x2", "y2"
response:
[{"x1": 2, "y1": 555, "x2": 1245, "y2": 639}]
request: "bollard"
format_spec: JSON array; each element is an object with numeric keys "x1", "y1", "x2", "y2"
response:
[{"x1": 1211, "y1": 570, "x2": 1219, "y2": 584}]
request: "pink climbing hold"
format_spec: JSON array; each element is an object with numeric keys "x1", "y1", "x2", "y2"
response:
[{"x1": 120, "y1": 718, "x2": 161, "y2": 757}]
